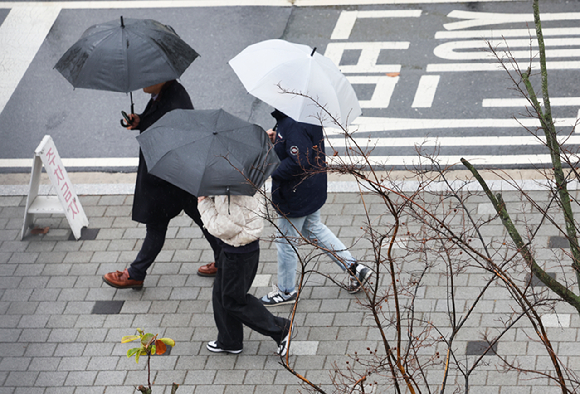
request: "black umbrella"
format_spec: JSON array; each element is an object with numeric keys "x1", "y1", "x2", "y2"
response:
[
  {"x1": 136, "y1": 109, "x2": 280, "y2": 196},
  {"x1": 54, "y1": 16, "x2": 199, "y2": 112}
]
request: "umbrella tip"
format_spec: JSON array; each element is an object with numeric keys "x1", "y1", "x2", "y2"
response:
[
  {"x1": 120, "y1": 16, "x2": 124, "y2": 28},
  {"x1": 311, "y1": 47, "x2": 317, "y2": 56}
]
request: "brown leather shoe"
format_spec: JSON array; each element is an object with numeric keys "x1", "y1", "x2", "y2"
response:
[
  {"x1": 103, "y1": 269, "x2": 143, "y2": 289},
  {"x1": 197, "y1": 262, "x2": 217, "y2": 277}
]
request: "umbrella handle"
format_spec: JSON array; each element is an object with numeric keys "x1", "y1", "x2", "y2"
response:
[{"x1": 120, "y1": 111, "x2": 133, "y2": 128}]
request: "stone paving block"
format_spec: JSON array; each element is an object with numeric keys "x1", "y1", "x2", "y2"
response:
[
  {"x1": 30, "y1": 302, "x2": 66, "y2": 315},
  {"x1": 28, "y1": 356, "x2": 60, "y2": 371},
  {"x1": 140, "y1": 287, "x2": 171, "y2": 301},
  {"x1": 94, "y1": 370, "x2": 127, "y2": 386},
  {"x1": 17, "y1": 329, "x2": 48, "y2": 343},
  {"x1": 25, "y1": 343, "x2": 57, "y2": 358},
  {"x1": 44, "y1": 388, "x2": 75, "y2": 394},
  {"x1": 35, "y1": 252, "x2": 67, "y2": 264},
  {"x1": 7, "y1": 252, "x2": 38, "y2": 265},
  {"x1": 76, "y1": 328, "x2": 108, "y2": 342},
  {"x1": 0, "y1": 241, "x2": 27, "y2": 253},
  {"x1": 42, "y1": 263, "x2": 74, "y2": 276},
  {"x1": 0, "y1": 277, "x2": 21, "y2": 289},
  {"x1": 48, "y1": 319, "x2": 82, "y2": 334},
  {"x1": 35, "y1": 370, "x2": 68, "y2": 386},
  {"x1": 98, "y1": 196, "x2": 126, "y2": 206},
  {"x1": 3, "y1": 371, "x2": 39, "y2": 387},
  {"x1": 57, "y1": 288, "x2": 89, "y2": 302},
  {"x1": 18, "y1": 315, "x2": 49, "y2": 329},
  {"x1": 63, "y1": 371, "x2": 97, "y2": 386},
  {"x1": 47, "y1": 329, "x2": 80, "y2": 343},
  {"x1": 25, "y1": 241, "x2": 56, "y2": 253},
  {"x1": 0, "y1": 357, "x2": 30, "y2": 371},
  {"x1": 0, "y1": 344, "x2": 25, "y2": 358},
  {"x1": 192, "y1": 384, "x2": 224, "y2": 394},
  {"x1": 13, "y1": 389, "x2": 43, "y2": 394},
  {"x1": 1, "y1": 289, "x2": 33, "y2": 302}
]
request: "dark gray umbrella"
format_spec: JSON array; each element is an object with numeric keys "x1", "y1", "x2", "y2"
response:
[
  {"x1": 136, "y1": 109, "x2": 280, "y2": 196},
  {"x1": 54, "y1": 17, "x2": 199, "y2": 112}
]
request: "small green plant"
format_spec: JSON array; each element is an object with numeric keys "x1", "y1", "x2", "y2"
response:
[{"x1": 122, "y1": 328, "x2": 177, "y2": 394}]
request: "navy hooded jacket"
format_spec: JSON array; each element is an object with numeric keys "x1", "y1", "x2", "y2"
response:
[{"x1": 270, "y1": 110, "x2": 327, "y2": 218}]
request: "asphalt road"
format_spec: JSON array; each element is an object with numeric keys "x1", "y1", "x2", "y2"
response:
[{"x1": 1, "y1": 0, "x2": 579, "y2": 172}]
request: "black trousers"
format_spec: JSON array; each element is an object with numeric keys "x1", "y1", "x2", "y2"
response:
[
  {"x1": 213, "y1": 248, "x2": 290, "y2": 350},
  {"x1": 128, "y1": 202, "x2": 220, "y2": 281}
]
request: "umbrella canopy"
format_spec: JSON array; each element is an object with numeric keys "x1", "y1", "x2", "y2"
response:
[
  {"x1": 54, "y1": 17, "x2": 199, "y2": 93},
  {"x1": 229, "y1": 39, "x2": 361, "y2": 129},
  {"x1": 136, "y1": 109, "x2": 280, "y2": 196}
]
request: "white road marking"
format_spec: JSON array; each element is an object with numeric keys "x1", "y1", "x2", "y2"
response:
[
  {"x1": 328, "y1": 154, "x2": 555, "y2": 166},
  {"x1": 434, "y1": 38, "x2": 580, "y2": 61},
  {"x1": 483, "y1": 97, "x2": 580, "y2": 107},
  {"x1": 331, "y1": 10, "x2": 422, "y2": 40},
  {"x1": 435, "y1": 27, "x2": 580, "y2": 39},
  {"x1": 426, "y1": 61, "x2": 580, "y2": 72},
  {"x1": 0, "y1": 157, "x2": 139, "y2": 168},
  {"x1": 0, "y1": 4, "x2": 62, "y2": 116},
  {"x1": 412, "y1": 75, "x2": 440, "y2": 108},
  {"x1": 0, "y1": 0, "x2": 520, "y2": 9},
  {"x1": 444, "y1": 10, "x2": 580, "y2": 31},
  {"x1": 324, "y1": 42, "x2": 408, "y2": 74},
  {"x1": 326, "y1": 135, "x2": 580, "y2": 148},
  {"x1": 326, "y1": 116, "x2": 578, "y2": 134}
]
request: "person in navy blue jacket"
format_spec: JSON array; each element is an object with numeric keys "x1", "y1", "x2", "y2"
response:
[{"x1": 261, "y1": 110, "x2": 373, "y2": 306}]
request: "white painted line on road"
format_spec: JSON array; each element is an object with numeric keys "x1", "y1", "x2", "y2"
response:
[
  {"x1": 434, "y1": 38, "x2": 580, "y2": 61},
  {"x1": 426, "y1": 61, "x2": 580, "y2": 72},
  {"x1": 412, "y1": 75, "x2": 440, "y2": 108},
  {"x1": 326, "y1": 135, "x2": 580, "y2": 148},
  {"x1": 483, "y1": 97, "x2": 580, "y2": 107},
  {"x1": 328, "y1": 154, "x2": 555, "y2": 166},
  {"x1": 327, "y1": 116, "x2": 578, "y2": 134},
  {"x1": 331, "y1": 10, "x2": 422, "y2": 40},
  {"x1": 0, "y1": 157, "x2": 138, "y2": 168},
  {"x1": 0, "y1": 0, "x2": 520, "y2": 9},
  {"x1": 0, "y1": 4, "x2": 62, "y2": 116},
  {"x1": 444, "y1": 10, "x2": 580, "y2": 31},
  {"x1": 435, "y1": 27, "x2": 580, "y2": 39}
]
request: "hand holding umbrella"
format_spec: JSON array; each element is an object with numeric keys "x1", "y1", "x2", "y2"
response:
[{"x1": 54, "y1": 16, "x2": 199, "y2": 127}]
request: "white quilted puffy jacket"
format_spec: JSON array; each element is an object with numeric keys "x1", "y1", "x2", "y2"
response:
[{"x1": 198, "y1": 194, "x2": 264, "y2": 247}]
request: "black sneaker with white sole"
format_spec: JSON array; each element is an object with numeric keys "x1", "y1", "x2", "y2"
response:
[
  {"x1": 346, "y1": 262, "x2": 373, "y2": 294},
  {"x1": 206, "y1": 340, "x2": 242, "y2": 354},
  {"x1": 278, "y1": 322, "x2": 294, "y2": 356}
]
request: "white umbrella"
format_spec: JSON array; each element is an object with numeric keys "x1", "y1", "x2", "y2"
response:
[{"x1": 229, "y1": 39, "x2": 361, "y2": 129}]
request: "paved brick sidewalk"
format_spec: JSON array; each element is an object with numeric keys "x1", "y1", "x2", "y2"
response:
[{"x1": 0, "y1": 186, "x2": 578, "y2": 393}]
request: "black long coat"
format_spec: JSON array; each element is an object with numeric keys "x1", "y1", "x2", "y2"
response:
[{"x1": 132, "y1": 80, "x2": 195, "y2": 224}]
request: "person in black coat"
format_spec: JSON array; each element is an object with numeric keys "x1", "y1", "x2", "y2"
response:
[{"x1": 103, "y1": 80, "x2": 220, "y2": 289}]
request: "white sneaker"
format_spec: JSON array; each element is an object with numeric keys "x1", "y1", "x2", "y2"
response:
[
  {"x1": 261, "y1": 285, "x2": 297, "y2": 307},
  {"x1": 206, "y1": 340, "x2": 242, "y2": 354}
]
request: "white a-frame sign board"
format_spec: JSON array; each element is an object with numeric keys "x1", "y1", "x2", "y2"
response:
[{"x1": 21, "y1": 135, "x2": 89, "y2": 240}]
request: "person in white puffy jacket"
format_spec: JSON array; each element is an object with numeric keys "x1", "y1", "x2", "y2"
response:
[{"x1": 198, "y1": 194, "x2": 292, "y2": 356}]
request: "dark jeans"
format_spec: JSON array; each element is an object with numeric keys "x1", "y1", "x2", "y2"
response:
[
  {"x1": 128, "y1": 202, "x2": 220, "y2": 281},
  {"x1": 213, "y1": 248, "x2": 290, "y2": 350}
]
